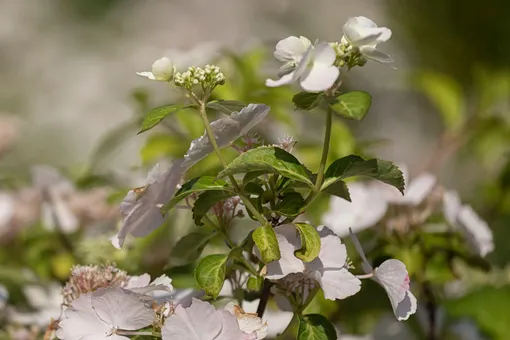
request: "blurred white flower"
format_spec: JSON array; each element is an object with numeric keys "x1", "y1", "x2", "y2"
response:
[
  {"x1": 225, "y1": 302, "x2": 267, "y2": 340},
  {"x1": 137, "y1": 57, "x2": 176, "y2": 81},
  {"x1": 57, "y1": 287, "x2": 154, "y2": 340},
  {"x1": 264, "y1": 224, "x2": 361, "y2": 300},
  {"x1": 443, "y1": 190, "x2": 494, "y2": 257},
  {"x1": 342, "y1": 16, "x2": 393, "y2": 64},
  {"x1": 322, "y1": 182, "x2": 388, "y2": 237},
  {"x1": 112, "y1": 104, "x2": 270, "y2": 249},
  {"x1": 350, "y1": 230, "x2": 417, "y2": 321},
  {"x1": 162, "y1": 298, "x2": 243, "y2": 340},
  {"x1": 32, "y1": 165, "x2": 79, "y2": 233},
  {"x1": 266, "y1": 38, "x2": 339, "y2": 92},
  {"x1": 0, "y1": 193, "x2": 14, "y2": 233}
]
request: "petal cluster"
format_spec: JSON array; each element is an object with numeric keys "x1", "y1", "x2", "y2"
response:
[{"x1": 342, "y1": 16, "x2": 393, "y2": 63}]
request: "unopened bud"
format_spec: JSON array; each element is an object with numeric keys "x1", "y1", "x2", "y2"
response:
[{"x1": 151, "y1": 57, "x2": 176, "y2": 81}]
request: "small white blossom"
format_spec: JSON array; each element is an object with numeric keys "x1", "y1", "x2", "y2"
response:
[
  {"x1": 112, "y1": 104, "x2": 270, "y2": 248},
  {"x1": 342, "y1": 16, "x2": 393, "y2": 64},
  {"x1": 266, "y1": 37, "x2": 340, "y2": 92},
  {"x1": 443, "y1": 190, "x2": 494, "y2": 257},
  {"x1": 0, "y1": 193, "x2": 14, "y2": 233},
  {"x1": 322, "y1": 182, "x2": 388, "y2": 237},
  {"x1": 350, "y1": 230, "x2": 417, "y2": 320},
  {"x1": 57, "y1": 287, "x2": 154, "y2": 340},
  {"x1": 225, "y1": 303, "x2": 267, "y2": 340},
  {"x1": 264, "y1": 224, "x2": 361, "y2": 300},
  {"x1": 162, "y1": 298, "x2": 243, "y2": 340},
  {"x1": 137, "y1": 57, "x2": 176, "y2": 81}
]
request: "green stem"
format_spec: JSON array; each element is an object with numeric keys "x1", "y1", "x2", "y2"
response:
[
  {"x1": 314, "y1": 107, "x2": 333, "y2": 192},
  {"x1": 195, "y1": 97, "x2": 267, "y2": 226}
]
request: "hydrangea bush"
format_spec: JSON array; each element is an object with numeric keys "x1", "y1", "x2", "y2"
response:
[{"x1": 0, "y1": 15, "x2": 497, "y2": 340}]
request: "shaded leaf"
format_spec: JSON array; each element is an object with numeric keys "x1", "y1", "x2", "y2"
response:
[
  {"x1": 323, "y1": 180, "x2": 351, "y2": 200},
  {"x1": 192, "y1": 191, "x2": 236, "y2": 226},
  {"x1": 298, "y1": 314, "x2": 337, "y2": 340},
  {"x1": 274, "y1": 192, "x2": 306, "y2": 217},
  {"x1": 220, "y1": 146, "x2": 314, "y2": 188},
  {"x1": 253, "y1": 224, "x2": 281, "y2": 263},
  {"x1": 169, "y1": 230, "x2": 217, "y2": 265},
  {"x1": 194, "y1": 254, "x2": 228, "y2": 298},
  {"x1": 294, "y1": 223, "x2": 321, "y2": 262},
  {"x1": 330, "y1": 91, "x2": 372, "y2": 120},
  {"x1": 138, "y1": 104, "x2": 193, "y2": 134},
  {"x1": 293, "y1": 92, "x2": 325, "y2": 110}
]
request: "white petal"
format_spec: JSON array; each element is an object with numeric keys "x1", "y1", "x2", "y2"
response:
[
  {"x1": 162, "y1": 298, "x2": 223, "y2": 340},
  {"x1": 458, "y1": 206, "x2": 494, "y2": 257},
  {"x1": 136, "y1": 71, "x2": 157, "y2": 80},
  {"x1": 265, "y1": 224, "x2": 305, "y2": 280},
  {"x1": 124, "y1": 273, "x2": 152, "y2": 289},
  {"x1": 0, "y1": 193, "x2": 14, "y2": 228},
  {"x1": 292, "y1": 46, "x2": 314, "y2": 82},
  {"x1": 314, "y1": 268, "x2": 361, "y2": 300},
  {"x1": 443, "y1": 190, "x2": 462, "y2": 226},
  {"x1": 184, "y1": 104, "x2": 270, "y2": 168},
  {"x1": 91, "y1": 288, "x2": 154, "y2": 331},
  {"x1": 119, "y1": 190, "x2": 137, "y2": 216},
  {"x1": 315, "y1": 225, "x2": 348, "y2": 268},
  {"x1": 394, "y1": 291, "x2": 417, "y2": 321},
  {"x1": 374, "y1": 259, "x2": 416, "y2": 320},
  {"x1": 273, "y1": 36, "x2": 309, "y2": 62},
  {"x1": 343, "y1": 17, "x2": 391, "y2": 47},
  {"x1": 400, "y1": 172, "x2": 436, "y2": 205},
  {"x1": 299, "y1": 64, "x2": 339, "y2": 92},
  {"x1": 218, "y1": 310, "x2": 246, "y2": 340},
  {"x1": 312, "y1": 42, "x2": 337, "y2": 65},
  {"x1": 360, "y1": 47, "x2": 394, "y2": 64},
  {"x1": 265, "y1": 72, "x2": 295, "y2": 88},
  {"x1": 48, "y1": 189, "x2": 79, "y2": 233}
]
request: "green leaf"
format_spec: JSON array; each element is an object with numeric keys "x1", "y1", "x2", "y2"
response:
[
  {"x1": 253, "y1": 224, "x2": 281, "y2": 263},
  {"x1": 322, "y1": 155, "x2": 405, "y2": 194},
  {"x1": 444, "y1": 285, "x2": 510, "y2": 339},
  {"x1": 244, "y1": 181, "x2": 264, "y2": 196},
  {"x1": 138, "y1": 104, "x2": 193, "y2": 134},
  {"x1": 413, "y1": 71, "x2": 464, "y2": 131},
  {"x1": 169, "y1": 230, "x2": 217, "y2": 265},
  {"x1": 242, "y1": 171, "x2": 268, "y2": 185},
  {"x1": 330, "y1": 91, "x2": 372, "y2": 120},
  {"x1": 274, "y1": 192, "x2": 306, "y2": 217},
  {"x1": 247, "y1": 276, "x2": 264, "y2": 292},
  {"x1": 206, "y1": 100, "x2": 246, "y2": 114},
  {"x1": 192, "y1": 191, "x2": 236, "y2": 226},
  {"x1": 220, "y1": 146, "x2": 314, "y2": 188},
  {"x1": 293, "y1": 92, "x2": 325, "y2": 111},
  {"x1": 322, "y1": 180, "x2": 350, "y2": 200},
  {"x1": 194, "y1": 254, "x2": 228, "y2": 298},
  {"x1": 298, "y1": 314, "x2": 337, "y2": 340},
  {"x1": 162, "y1": 176, "x2": 232, "y2": 212},
  {"x1": 294, "y1": 223, "x2": 321, "y2": 262}
]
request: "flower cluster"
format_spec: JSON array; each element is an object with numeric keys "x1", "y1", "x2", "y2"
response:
[
  {"x1": 266, "y1": 16, "x2": 392, "y2": 93},
  {"x1": 174, "y1": 65, "x2": 226, "y2": 90}
]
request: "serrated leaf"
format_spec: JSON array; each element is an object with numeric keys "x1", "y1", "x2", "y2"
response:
[
  {"x1": 293, "y1": 92, "x2": 325, "y2": 110},
  {"x1": 322, "y1": 155, "x2": 405, "y2": 194},
  {"x1": 298, "y1": 314, "x2": 337, "y2": 340},
  {"x1": 274, "y1": 192, "x2": 306, "y2": 217},
  {"x1": 138, "y1": 104, "x2": 192, "y2": 134},
  {"x1": 294, "y1": 223, "x2": 321, "y2": 262},
  {"x1": 162, "y1": 176, "x2": 232, "y2": 212},
  {"x1": 323, "y1": 180, "x2": 350, "y2": 200},
  {"x1": 330, "y1": 91, "x2": 372, "y2": 120},
  {"x1": 253, "y1": 224, "x2": 281, "y2": 263},
  {"x1": 192, "y1": 191, "x2": 236, "y2": 226},
  {"x1": 194, "y1": 254, "x2": 228, "y2": 298},
  {"x1": 206, "y1": 100, "x2": 246, "y2": 114},
  {"x1": 220, "y1": 146, "x2": 314, "y2": 188},
  {"x1": 169, "y1": 230, "x2": 217, "y2": 265}
]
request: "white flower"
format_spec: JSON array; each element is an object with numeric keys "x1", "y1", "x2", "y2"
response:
[
  {"x1": 0, "y1": 193, "x2": 14, "y2": 233},
  {"x1": 342, "y1": 16, "x2": 393, "y2": 63},
  {"x1": 238, "y1": 299, "x2": 293, "y2": 339},
  {"x1": 32, "y1": 165, "x2": 79, "y2": 233},
  {"x1": 137, "y1": 57, "x2": 176, "y2": 81},
  {"x1": 162, "y1": 298, "x2": 243, "y2": 340},
  {"x1": 350, "y1": 230, "x2": 417, "y2": 320},
  {"x1": 264, "y1": 224, "x2": 361, "y2": 300},
  {"x1": 112, "y1": 104, "x2": 270, "y2": 249},
  {"x1": 57, "y1": 287, "x2": 155, "y2": 340},
  {"x1": 225, "y1": 303, "x2": 267, "y2": 340},
  {"x1": 443, "y1": 190, "x2": 494, "y2": 257},
  {"x1": 322, "y1": 182, "x2": 388, "y2": 237},
  {"x1": 266, "y1": 38, "x2": 340, "y2": 92}
]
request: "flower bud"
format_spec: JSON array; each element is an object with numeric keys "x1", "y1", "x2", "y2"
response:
[{"x1": 151, "y1": 57, "x2": 175, "y2": 81}]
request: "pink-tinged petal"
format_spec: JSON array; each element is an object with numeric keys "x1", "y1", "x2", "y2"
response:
[
  {"x1": 162, "y1": 298, "x2": 222, "y2": 340},
  {"x1": 91, "y1": 288, "x2": 154, "y2": 331},
  {"x1": 313, "y1": 43, "x2": 337, "y2": 65},
  {"x1": 359, "y1": 47, "x2": 394, "y2": 64},
  {"x1": 299, "y1": 64, "x2": 339, "y2": 92},
  {"x1": 265, "y1": 224, "x2": 305, "y2": 280},
  {"x1": 265, "y1": 72, "x2": 295, "y2": 88},
  {"x1": 273, "y1": 36, "x2": 309, "y2": 62},
  {"x1": 313, "y1": 268, "x2": 361, "y2": 300}
]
